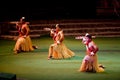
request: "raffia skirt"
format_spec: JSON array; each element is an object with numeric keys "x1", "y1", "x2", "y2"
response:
[
  {"x1": 14, "y1": 36, "x2": 34, "y2": 52},
  {"x1": 50, "y1": 43, "x2": 75, "y2": 59},
  {"x1": 78, "y1": 54, "x2": 104, "y2": 72}
]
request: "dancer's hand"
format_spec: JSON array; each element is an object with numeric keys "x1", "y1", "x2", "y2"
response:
[
  {"x1": 57, "y1": 41, "x2": 60, "y2": 44},
  {"x1": 23, "y1": 35, "x2": 27, "y2": 38},
  {"x1": 90, "y1": 52, "x2": 94, "y2": 56}
]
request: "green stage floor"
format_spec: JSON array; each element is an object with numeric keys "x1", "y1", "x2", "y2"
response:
[{"x1": 0, "y1": 36, "x2": 120, "y2": 80}]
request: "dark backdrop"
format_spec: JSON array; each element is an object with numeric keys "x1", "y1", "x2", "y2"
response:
[{"x1": 0, "y1": 0, "x2": 96, "y2": 21}]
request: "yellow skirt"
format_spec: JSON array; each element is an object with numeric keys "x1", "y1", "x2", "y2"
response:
[
  {"x1": 78, "y1": 54, "x2": 104, "y2": 72},
  {"x1": 14, "y1": 36, "x2": 34, "y2": 52},
  {"x1": 51, "y1": 43, "x2": 75, "y2": 59}
]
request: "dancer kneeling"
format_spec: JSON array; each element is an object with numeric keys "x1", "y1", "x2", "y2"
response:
[
  {"x1": 78, "y1": 33, "x2": 105, "y2": 72},
  {"x1": 13, "y1": 17, "x2": 37, "y2": 54},
  {"x1": 46, "y1": 24, "x2": 75, "y2": 60}
]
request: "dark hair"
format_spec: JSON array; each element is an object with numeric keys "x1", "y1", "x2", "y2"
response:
[{"x1": 86, "y1": 34, "x2": 92, "y2": 39}]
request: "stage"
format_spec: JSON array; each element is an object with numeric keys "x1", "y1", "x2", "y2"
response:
[{"x1": 0, "y1": 36, "x2": 120, "y2": 80}]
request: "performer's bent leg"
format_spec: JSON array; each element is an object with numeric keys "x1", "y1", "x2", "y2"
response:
[
  {"x1": 48, "y1": 44, "x2": 54, "y2": 60},
  {"x1": 14, "y1": 40, "x2": 22, "y2": 54}
]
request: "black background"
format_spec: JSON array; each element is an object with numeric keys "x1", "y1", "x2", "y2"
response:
[{"x1": 0, "y1": 0, "x2": 96, "y2": 21}]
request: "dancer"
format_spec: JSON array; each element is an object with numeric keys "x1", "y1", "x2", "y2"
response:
[
  {"x1": 45, "y1": 24, "x2": 75, "y2": 60},
  {"x1": 77, "y1": 33, "x2": 105, "y2": 72},
  {"x1": 13, "y1": 17, "x2": 37, "y2": 54}
]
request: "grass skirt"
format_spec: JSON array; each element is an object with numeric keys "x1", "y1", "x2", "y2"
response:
[
  {"x1": 49, "y1": 43, "x2": 75, "y2": 59},
  {"x1": 79, "y1": 54, "x2": 104, "y2": 72},
  {"x1": 14, "y1": 36, "x2": 34, "y2": 52}
]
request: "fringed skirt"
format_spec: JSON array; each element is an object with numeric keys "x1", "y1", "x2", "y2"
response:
[
  {"x1": 50, "y1": 43, "x2": 75, "y2": 59},
  {"x1": 78, "y1": 54, "x2": 104, "y2": 72},
  {"x1": 14, "y1": 36, "x2": 34, "y2": 52}
]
